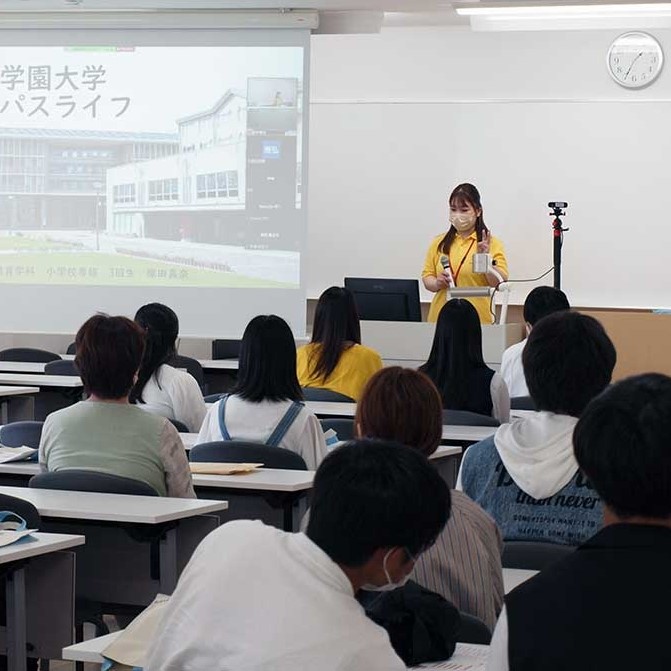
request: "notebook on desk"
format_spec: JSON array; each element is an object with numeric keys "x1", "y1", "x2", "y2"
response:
[
  {"x1": 0, "y1": 446, "x2": 38, "y2": 463},
  {"x1": 409, "y1": 643, "x2": 488, "y2": 670}
]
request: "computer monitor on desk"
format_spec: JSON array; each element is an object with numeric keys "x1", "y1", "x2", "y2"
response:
[{"x1": 344, "y1": 278, "x2": 421, "y2": 322}]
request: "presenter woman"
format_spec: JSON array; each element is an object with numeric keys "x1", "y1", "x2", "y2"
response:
[{"x1": 422, "y1": 183, "x2": 508, "y2": 324}]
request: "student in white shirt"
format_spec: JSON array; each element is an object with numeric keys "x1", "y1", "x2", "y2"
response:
[
  {"x1": 146, "y1": 439, "x2": 451, "y2": 671},
  {"x1": 500, "y1": 287, "x2": 569, "y2": 398},
  {"x1": 129, "y1": 303, "x2": 206, "y2": 433},
  {"x1": 197, "y1": 314, "x2": 328, "y2": 469}
]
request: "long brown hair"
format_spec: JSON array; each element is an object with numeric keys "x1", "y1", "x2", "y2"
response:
[
  {"x1": 356, "y1": 367, "x2": 443, "y2": 456},
  {"x1": 440, "y1": 183, "x2": 489, "y2": 255}
]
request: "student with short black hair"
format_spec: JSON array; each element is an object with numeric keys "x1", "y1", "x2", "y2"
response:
[
  {"x1": 297, "y1": 286, "x2": 383, "y2": 401},
  {"x1": 197, "y1": 315, "x2": 327, "y2": 468},
  {"x1": 39, "y1": 314, "x2": 195, "y2": 498},
  {"x1": 146, "y1": 440, "x2": 450, "y2": 671},
  {"x1": 459, "y1": 311, "x2": 616, "y2": 545},
  {"x1": 487, "y1": 374, "x2": 671, "y2": 671},
  {"x1": 500, "y1": 286, "x2": 570, "y2": 397},
  {"x1": 130, "y1": 303, "x2": 206, "y2": 432},
  {"x1": 420, "y1": 299, "x2": 510, "y2": 422},
  {"x1": 357, "y1": 367, "x2": 504, "y2": 630}
]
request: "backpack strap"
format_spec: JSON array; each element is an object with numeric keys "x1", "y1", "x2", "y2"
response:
[
  {"x1": 217, "y1": 394, "x2": 233, "y2": 441},
  {"x1": 266, "y1": 402, "x2": 304, "y2": 448}
]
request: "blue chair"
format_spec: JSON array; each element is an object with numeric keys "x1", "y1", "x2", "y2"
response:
[
  {"x1": 212, "y1": 339, "x2": 241, "y2": 360},
  {"x1": 0, "y1": 348, "x2": 61, "y2": 363},
  {"x1": 66, "y1": 342, "x2": 77, "y2": 355},
  {"x1": 302, "y1": 387, "x2": 354, "y2": 402},
  {"x1": 443, "y1": 410, "x2": 500, "y2": 427},
  {"x1": 511, "y1": 396, "x2": 537, "y2": 411},
  {"x1": 44, "y1": 359, "x2": 79, "y2": 376},
  {"x1": 0, "y1": 421, "x2": 43, "y2": 449},
  {"x1": 320, "y1": 418, "x2": 355, "y2": 442},
  {"x1": 168, "y1": 418, "x2": 189, "y2": 433},
  {"x1": 30, "y1": 470, "x2": 159, "y2": 496},
  {"x1": 190, "y1": 441, "x2": 307, "y2": 470}
]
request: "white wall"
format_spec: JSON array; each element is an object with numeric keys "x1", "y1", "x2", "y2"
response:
[{"x1": 307, "y1": 27, "x2": 671, "y2": 308}]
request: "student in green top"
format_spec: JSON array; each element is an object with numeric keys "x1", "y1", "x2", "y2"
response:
[{"x1": 39, "y1": 314, "x2": 195, "y2": 498}]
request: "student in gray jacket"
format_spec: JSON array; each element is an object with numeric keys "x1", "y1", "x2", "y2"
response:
[{"x1": 458, "y1": 311, "x2": 616, "y2": 546}]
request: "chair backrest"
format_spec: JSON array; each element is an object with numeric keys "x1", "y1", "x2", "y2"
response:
[
  {"x1": 212, "y1": 339, "x2": 241, "y2": 360},
  {"x1": 30, "y1": 470, "x2": 160, "y2": 496},
  {"x1": 511, "y1": 396, "x2": 537, "y2": 411},
  {"x1": 456, "y1": 612, "x2": 492, "y2": 644},
  {"x1": 301, "y1": 387, "x2": 355, "y2": 403},
  {"x1": 320, "y1": 418, "x2": 355, "y2": 442},
  {"x1": 443, "y1": 409, "x2": 500, "y2": 427},
  {"x1": 168, "y1": 418, "x2": 189, "y2": 433},
  {"x1": 66, "y1": 342, "x2": 77, "y2": 355},
  {"x1": 169, "y1": 354, "x2": 205, "y2": 390},
  {"x1": 0, "y1": 493, "x2": 41, "y2": 529},
  {"x1": 0, "y1": 421, "x2": 44, "y2": 449},
  {"x1": 0, "y1": 347, "x2": 61, "y2": 363},
  {"x1": 502, "y1": 541, "x2": 576, "y2": 570},
  {"x1": 44, "y1": 359, "x2": 79, "y2": 376},
  {"x1": 190, "y1": 441, "x2": 308, "y2": 470}
]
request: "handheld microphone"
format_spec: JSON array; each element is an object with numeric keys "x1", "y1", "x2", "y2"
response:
[{"x1": 439, "y1": 255, "x2": 455, "y2": 288}]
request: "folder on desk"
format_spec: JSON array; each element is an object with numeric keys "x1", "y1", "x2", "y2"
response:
[
  {"x1": 0, "y1": 446, "x2": 38, "y2": 463},
  {"x1": 189, "y1": 462, "x2": 263, "y2": 475}
]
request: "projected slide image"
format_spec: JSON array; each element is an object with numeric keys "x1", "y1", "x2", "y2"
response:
[{"x1": 0, "y1": 46, "x2": 304, "y2": 288}]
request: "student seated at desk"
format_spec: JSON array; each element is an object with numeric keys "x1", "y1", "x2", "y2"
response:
[
  {"x1": 356, "y1": 367, "x2": 504, "y2": 631},
  {"x1": 130, "y1": 302, "x2": 207, "y2": 432},
  {"x1": 499, "y1": 286, "x2": 569, "y2": 398},
  {"x1": 146, "y1": 440, "x2": 450, "y2": 671},
  {"x1": 487, "y1": 374, "x2": 671, "y2": 671},
  {"x1": 420, "y1": 299, "x2": 510, "y2": 422},
  {"x1": 297, "y1": 286, "x2": 383, "y2": 401},
  {"x1": 39, "y1": 314, "x2": 195, "y2": 498},
  {"x1": 459, "y1": 312, "x2": 616, "y2": 546},
  {"x1": 198, "y1": 315, "x2": 328, "y2": 469}
]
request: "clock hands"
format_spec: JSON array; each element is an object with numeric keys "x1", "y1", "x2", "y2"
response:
[{"x1": 624, "y1": 52, "x2": 644, "y2": 79}]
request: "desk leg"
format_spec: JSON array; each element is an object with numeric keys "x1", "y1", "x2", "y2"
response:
[
  {"x1": 159, "y1": 528, "x2": 178, "y2": 594},
  {"x1": 6, "y1": 566, "x2": 27, "y2": 671}
]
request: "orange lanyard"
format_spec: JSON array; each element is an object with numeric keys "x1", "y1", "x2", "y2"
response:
[{"x1": 451, "y1": 239, "x2": 476, "y2": 285}]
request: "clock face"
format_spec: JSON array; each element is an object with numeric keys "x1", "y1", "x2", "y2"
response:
[{"x1": 608, "y1": 32, "x2": 664, "y2": 89}]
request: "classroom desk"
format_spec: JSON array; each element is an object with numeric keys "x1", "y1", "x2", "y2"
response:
[
  {"x1": 62, "y1": 633, "x2": 489, "y2": 669},
  {"x1": 0, "y1": 486, "x2": 227, "y2": 604},
  {"x1": 0, "y1": 387, "x2": 39, "y2": 423},
  {"x1": 1, "y1": 532, "x2": 84, "y2": 671},
  {"x1": 0, "y1": 362, "x2": 48, "y2": 374},
  {"x1": 0, "y1": 373, "x2": 82, "y2": 388}
]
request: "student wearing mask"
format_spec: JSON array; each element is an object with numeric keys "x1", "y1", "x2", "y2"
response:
[
  {"x1": 130, "y1": 303, "x2": 207, "y2": 432},
  {"x1": 297, "y1": 286, "x2": 382, "y2": 401},
  {"x1": 420, "y1": 299, "x2": 510, "y2": 423},
  {"x1": 500, "y1": 287, "x2": 570, "y2": 398},
  {"x1": 459, "y1": 311, "x2": 616, "y2": 546},
  {"x1": 423, "y1": 183, "x2": 508, "y2": 324},
  {"x1": 357, "y1": 367, "x2": 504, "y2": 630},
  {"x1": 488, "y1": 374, "x2": 671, "y2": 671},
  {"x1": 198, "y1": 315, "x2": 328, "y2": 469},
  {"x1": 146, "y1": 440, "x2": 450, "y2": 671},
  {"x1": 39, "y1": 314, "x2": 195, "y2": 498}
]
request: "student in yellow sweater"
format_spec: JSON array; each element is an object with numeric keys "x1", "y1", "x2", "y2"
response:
[{"x1": 297, "y1": 287, "x2": 383, "y2": 401}]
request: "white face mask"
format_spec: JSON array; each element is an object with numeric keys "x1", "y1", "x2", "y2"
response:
[
  {"x1": 361, "y1": 548, "x2": 414, "y2": 592},
  {"x1": 450, "y1": 212, "x2": 477, "y2": 233}
]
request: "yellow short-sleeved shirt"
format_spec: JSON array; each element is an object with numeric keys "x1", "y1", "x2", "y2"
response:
[
  {"x1": 422, "y1": 232, "x2": 508, "y2": 324},
  {"x1": 296, "y1": 343, "x2": 383, "y2": 401}
]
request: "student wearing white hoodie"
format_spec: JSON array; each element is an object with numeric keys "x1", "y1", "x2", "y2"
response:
[{"x1": 457, "y1": 311, "x2": 616, "y2": 546}]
